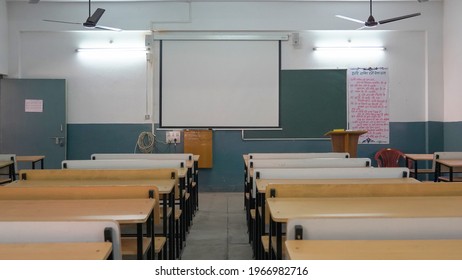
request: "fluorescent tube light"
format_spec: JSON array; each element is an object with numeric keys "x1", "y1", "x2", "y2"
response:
[
  {"x1": 75, "y1": 47, "x2": 149, "y2": 53},
  {"x1": 313, "y1": 46, "x2": 386, "y2": 51}
]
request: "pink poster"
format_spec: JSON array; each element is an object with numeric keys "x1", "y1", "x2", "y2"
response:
[{"x1": 348, "y1": 68, "x2": 389, "y2": 144}]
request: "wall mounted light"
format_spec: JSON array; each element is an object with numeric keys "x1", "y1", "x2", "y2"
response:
[
  {"x1": 75, "y1": 47, "x2": 150, "y2": 53},
  {"x1": 313, "y1": 46, "x2": 386, "y2": 51}
]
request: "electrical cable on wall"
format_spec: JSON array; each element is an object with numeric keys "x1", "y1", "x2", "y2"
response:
[{"x1": 135, "y1": 131, "x2": 155, "y2": 153}]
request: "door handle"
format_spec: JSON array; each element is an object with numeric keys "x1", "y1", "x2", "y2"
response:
[{"x1": 51, "y1": 137, "x2": 65, "y2": 146}]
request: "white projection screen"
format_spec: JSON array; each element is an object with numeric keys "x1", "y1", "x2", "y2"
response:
[{"x1": 160, "y1": 40, "x2": 280, "y2": 128}]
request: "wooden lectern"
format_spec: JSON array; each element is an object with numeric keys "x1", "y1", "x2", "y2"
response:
[
  {"x1": 324, "y1": 130, "x2": 367, "y2": 158},
  {"x1": 184, "y1": 129, "x2": 213, "y2": 168}
]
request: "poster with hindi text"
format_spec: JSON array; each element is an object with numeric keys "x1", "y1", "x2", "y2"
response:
[{"x1": 347, "y1": 68, "x2": 389, "y2": 144}]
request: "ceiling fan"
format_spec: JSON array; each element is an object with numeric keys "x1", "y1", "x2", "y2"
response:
[
  {"x1": 43, "y1": 0, "x2": 122, "y2": 31},
  {"x1": 336, "y1": 0, "x2": 421, "y2": 29}
]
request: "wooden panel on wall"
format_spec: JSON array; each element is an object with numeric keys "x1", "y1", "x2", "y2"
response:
[{"x1": 184, "y1": 129, "x2": 213, "y2": 168}]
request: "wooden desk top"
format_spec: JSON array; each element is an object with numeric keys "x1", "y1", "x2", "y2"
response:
[
  {"x1": 0, "y1": 242, "x2": 112, "y2": 260},
  {"x1": 11, "y1": 179, "x2": 176, "y2": 194},
  {"x1": 257, "y1": 178, "x2": 420, "y2": 193},
  {"x1": 405, "y1": 154, "x2": 433, "y2": 161},
  {"x1": 16, "y1": 156, "x2": 45, "y2": 162},
  {"x1": 285, "y1": 240, "x2": 462, "y2": 260},
  {"x1": 436, "y1": 159, "x2": 462, "y2": 167},
  {"x1": 267, "y1": 196, "x2": 462, "y2": 223},
  {"x1": 0, "y1": 199, "x2": 155, "y2": 224}
]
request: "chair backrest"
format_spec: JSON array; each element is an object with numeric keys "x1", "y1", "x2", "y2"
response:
[
  {"x1": 249, "y1": 158, "x2": 370, "y2": 169},
  {"x1": 91, "y1": 153, "x2": 195, "y2": 173},
  {"x1": 0, "y1": 220, "x2": 122, "y2": 259},
  {"x1": 248, "y1": 158, "x2": 371, "y2": 183},
  {"x1": 62, "y1": 159, "x2": 186, "y2": 170},
  {"x1": 252, "y1": 167, "x2": 410, "y2": 198},
  {"x1": 0, "y1": 154, "x2": 17, "y2": 175},
  {"x1": 91, "y1": 153, "x2": 193, "y2": 161},
  {"x1": 248, "y1": 152, "x2": 350, "y2": 159},
  {"x1": 374, "y1": 148, "x2": 405, "y2": 167},
  {"x1": 287, "y1": 217, "x2": 462, "y2": 241}
]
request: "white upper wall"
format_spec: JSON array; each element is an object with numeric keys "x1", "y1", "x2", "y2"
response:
[
  {"x1": 443, "y1": 0, "x2": 462, "y2": 122},
  {"x1": 0, "y1": 0, "x2": 8, "y2": 74},
  {"x1": 19, "y1": 31, "x2": 149, "y2": 124},
  {"x1": 281, "y1": 30, "x2": 425, "y2": 122},
  {"x1": 5, "y1": 1, "x2": 445, "y2": 123}
]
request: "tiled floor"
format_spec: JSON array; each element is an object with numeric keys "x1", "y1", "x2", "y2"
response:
[{"x1": 181, "y1": 192, "x2": 253, "y2": 260}]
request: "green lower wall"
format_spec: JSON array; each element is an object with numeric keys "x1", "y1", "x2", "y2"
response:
[
  {"x1": 67, "y1": 122, "x2": 445, "y2": 192},
  {"x1": 444, "y1": 122, "x2": 462, "y2": 151},
  {"x1": 67, "y1": 124, "x2": 154, "y2": 159}
]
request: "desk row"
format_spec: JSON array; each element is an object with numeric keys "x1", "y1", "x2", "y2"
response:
[
  {"x1": 0, "y1": 167, "x2": 200, "y2": 260},
  {"x1": 251, "y1": 180, "x2": 462, "y2": 260}
]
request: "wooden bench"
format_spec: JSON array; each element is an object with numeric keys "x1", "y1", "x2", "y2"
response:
[
  {"x1": 249, "y1": 166, "x2": 410, "y2": 259},
  {"x1": 285, "y1": 239, "x2": 462, "y2": 260},
  {"x1": 19, "y1": 168, "x2": 177, "y2": 181},
  {"x1": 0, "y1": 220, "x2": 121, "y2": 260},
  {"x1": 287, "y1": 216, "x2": 462, "y2": 241},
  {"x1": 244, "y1": 157, "x2": 371, "y2": 246},
  {"x1": 285, "y1": 216, "x2": 462, "y2": 260},
  {"x1": 244, "y1": 152, "x2": 350, "y2": 189},
  {"x1": 0, "y1": 154, "x2": 17, "y2": 183},
  {"x1": 17, "y1": 168, "x2": 183, "y2": 260},
  {"x1": 243, "y1": 152, "x2": 350, "y2": 214},
  {"x1": 265, "y1": 182, "x2": 462, "y2": 225},
  {"x1": 286, "y1": 216, "x2": 462, "y2": 259},
  {"x1": 0, "y1": 185, "x2": 164, "y2": 260},
  {"x1": 61, "y1": 159, "x2": 191, "y2": 236},
  {"x1": 405, "y1": 153, "x2": 434, "y2": 180},
  {"x1": 252, "y1": 167, "x2": 409, "y2": 199},
  {"x1": 249, "y1": 157, "x2": 370, "y2": 169},
  {"x1": 91, "y1": 153, "x2": 195, "y2": 187},
  {"x1": 247, "y1": 152, "x2": 350, "y2": 160},
  {"x1": 259, "y1": 182, "x2": 462, "y2": 259},
  {"x1": 62, "y1": 159, "x2": 186, "y2": 170},
  {"x1": 434, "y1": 152, "x2": 462, "y2": 182},
  {"x1": 91, "y1": 153, "x2": 194, "y2": 162},
  {"x1": 247, "y1": 158, "x2": 371, "y2": 197},
  {"x1": 90, "y1": 153, "x2": 198, "y2": 218}
]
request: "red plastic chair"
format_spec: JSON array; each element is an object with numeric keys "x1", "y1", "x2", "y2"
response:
[{"x1": 374, "y1": 148, "x2": 406, "y2": 167}]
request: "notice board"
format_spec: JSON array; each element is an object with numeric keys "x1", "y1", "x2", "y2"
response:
[
  {"x1": 184, "y1": 130, "x2": 213, "y2": 168},
  {"x1": 347, "y1": 68, "x2": 389, "y2": 144}
]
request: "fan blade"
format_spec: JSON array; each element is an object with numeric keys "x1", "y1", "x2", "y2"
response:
[
  {"x1": 43, "y1": 19, "x2": 81, "y2": 25},
  {"x1": 85, "y1": 8, "x2": 105, "y2": 27},
  {"x1": 335, "y1": 15, "x2": 365, "y2": 24},
  {"x1": 95, "y1": 25, "x2": 123, "y2": 32},
  {"x1": 378, "y1": 13, "x2": 421, "y2": 25}
]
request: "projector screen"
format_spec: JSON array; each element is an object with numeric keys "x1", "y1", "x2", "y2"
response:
[{"x1": 160, "y1": 40, "x2": 280, "y2": 128}]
